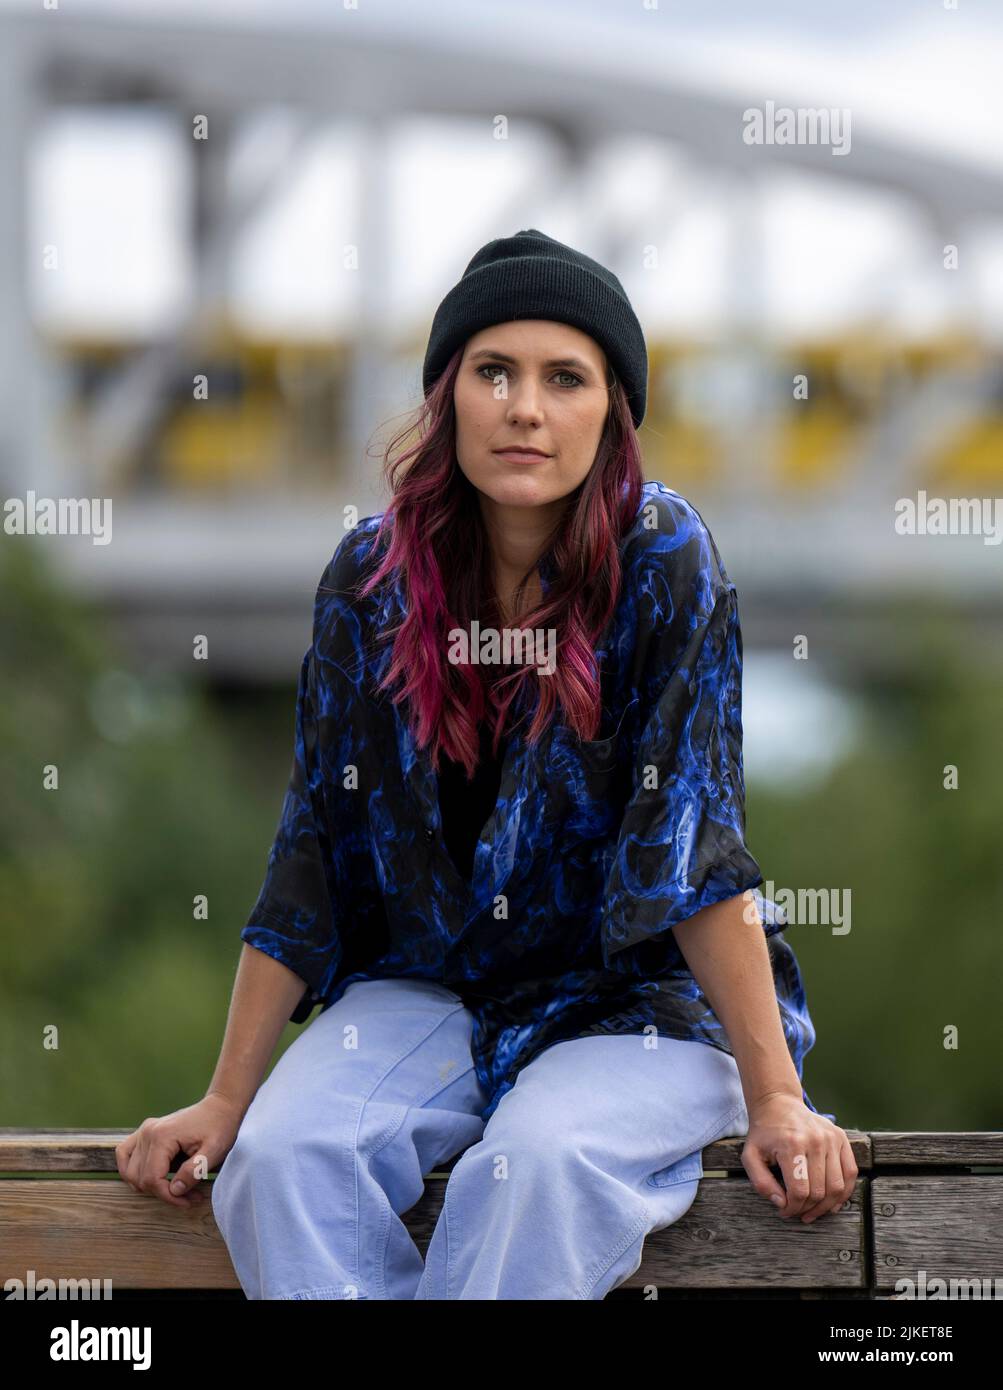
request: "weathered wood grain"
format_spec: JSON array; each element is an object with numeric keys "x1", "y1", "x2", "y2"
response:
[
  {"x1": 0, "y1": 1127, "x2": 874, "y2": 1174},
  {"x1": 618, "y1": 1178, "x2": 867, "y2": 1290},
  {"x1": 871, "y1": 1176, "x2": 1003, "y2": 1292},
  {"x1": 0, "y1": 1181, "x2": 237, "y2": 1290},
  {"x1": 0, "y1": 1174, "x2": 866, "y2": 1292},
  {"x1": 869, "y1": 1132, "x2": 1003, "y2": 1167}
]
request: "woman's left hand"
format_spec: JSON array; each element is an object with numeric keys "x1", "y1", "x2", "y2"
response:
[{"x1": 740, "y1": 1092, "x2": 858, "y2": 1223}]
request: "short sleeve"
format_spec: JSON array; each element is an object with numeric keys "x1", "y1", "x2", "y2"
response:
[
  {"x1": 241, "y1": 644, "x2": 344, "y2": 1022},
  {"x1": 240, "y1": 520, "x2": 386, "y2": 1021},
  {"x1": 600, "y1": 580, "x2": 764, "y2": 968}
]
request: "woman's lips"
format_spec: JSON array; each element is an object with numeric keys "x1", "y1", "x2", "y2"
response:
[{"x1": 492, "y1": 449, "x2": 552, "y2": 465}]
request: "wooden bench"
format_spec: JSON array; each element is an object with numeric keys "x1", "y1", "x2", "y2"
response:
[{"x1": 2, "y1": 1129, "x2": 1001, "y2": 1298}]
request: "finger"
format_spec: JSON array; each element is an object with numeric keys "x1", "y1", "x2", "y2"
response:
[
  {"x1": 151, "y1": 1172, "x2": 205, "y2": 1208},
  {"x1": 800, "y1": 1144, "x2": 841, "y2": 1222},
  {"x1": 837, "y1": 1135, "x2": 860, "y2": 1210},
  {"x1": 841, "y1": 1134, "x2": 859, "y2": 1192},
  {"x1": 798, "y1": 1144, "x2": 837, "y2": 1220},
  {"x1": 138, "y1": 1129, "x2": 183, "y2": 1200},
  {"x1": 804, "y1": 1143, "x2": 831, "y2": 1218},
  {"x1": 115, "y1": 1134, "x2": 137, "y2": 1185},
  {"x1": 124, "y1": 1128, "x2": 150, "y2": 1194},
  {"x1": 148, "y1": 1135, "x2": 205, "y2": 1208},
  {"x1": 778, "y1": 1143, "x2": 815, "y2": 1219},
  {"x1": 826, "y1": 1137, "x2": 858, "y2": 1216},
  {"x1": 741, "y1": 1143, "x2": 789, "y2": 1209},
  {"x1": 168, "y1": 1152, "x2": 211, "y2": 1199},
  {"x1": 804, "y1": 1134, "x2": 858, "y2": 1217},
  {"x1": 150, "y1": 1139, "x2": 206, "y2": 1206}
]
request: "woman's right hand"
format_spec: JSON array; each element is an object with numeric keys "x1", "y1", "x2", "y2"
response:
[{"x1": 115, "y1": 1092, "x2": 247, "y2": 1209}]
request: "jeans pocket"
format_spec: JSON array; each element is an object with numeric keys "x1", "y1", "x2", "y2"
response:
[
  {"x1": 645, "y1": 1096, "x2": 748, "y2": 1189},
  {"x1": 646, "y1": 1148, "x2": 704, "y2": 1189}
]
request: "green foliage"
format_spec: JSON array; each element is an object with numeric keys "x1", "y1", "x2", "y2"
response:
[
  {"x1": 0, "y1": 542, "x2": 294, "y2": 1125},
  {"x1": 750, "y1": 596, "x2": 1003, "y2": 1131}
]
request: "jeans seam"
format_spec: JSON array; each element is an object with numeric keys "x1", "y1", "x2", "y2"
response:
[
  {"x1": 372, "y1": 1062, "x2": 479, "y2": 1301},
  {"x1": 444, "y1": 1173, "x2": 460, "y2": 1300},
  {"x1": 277, "y1": 1283, "x2": 366, "y2": 1300},
  {"x1": 367, "y1": 1060, "x2": 479, "y2": 1164},
  {"x1": 573, "y1": 1209, "x2": 650, "y2": 1300},
  {"x1": 363, "y1": 1061, "x2": 477, "y2": 1162},
  {"x1": 347, "y1": 1003, "x2": 472, "y2": 1301}
]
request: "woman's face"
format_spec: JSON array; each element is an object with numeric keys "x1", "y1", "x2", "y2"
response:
[{"x1": 453, "y1": 320, "x2": 610, "y2": 514}]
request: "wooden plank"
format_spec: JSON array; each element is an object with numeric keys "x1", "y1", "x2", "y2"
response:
[
  {"x1": 0, "y1": 1130, "x2": 127, "y2": 1173},
  {"x1": 622, "y1": 1178, "x2": 867, "y2": 1290},
  {"x1": 0, "y1": 1181, "x2": 238, "y2": 1290},
  {"x1": 0, "y1": 1127, "x2": 875, "y2": 1174},
  {"x1": 0, "y1": 1174, "x2": 866, "y2": 1292},
  {"x1": 401, "y1": 1176, "x2": 867, "y2": 1288},
  {"x1": 869, "y1": 1132, "x2": 1003, "y2": 1167},
  {"x1": 872, "y1": 1176, "x2": 1003, "y2": 1292}
]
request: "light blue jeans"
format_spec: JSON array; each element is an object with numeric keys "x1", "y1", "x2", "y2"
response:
[{"x1": 210, "y1": 977, "x2": 751, "y2": 1300}]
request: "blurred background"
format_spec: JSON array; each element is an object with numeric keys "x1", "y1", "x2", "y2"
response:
[{"x1": 2, "y1": 0, "x2": 1001, "y2": 1132}]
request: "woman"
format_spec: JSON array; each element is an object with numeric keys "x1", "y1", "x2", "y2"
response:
[{"x1": 116, "y1": 229, "x2": 856, "y2": 1300}]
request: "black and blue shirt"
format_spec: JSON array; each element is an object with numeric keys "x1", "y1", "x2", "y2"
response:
[{"x1": 241, "y1": 480, "x2": 832, "y2": 1123}]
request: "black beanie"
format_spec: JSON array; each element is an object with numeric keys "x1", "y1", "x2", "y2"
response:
[{"x1": 422, "y1": 228, "x2": 648, "y2": 429}]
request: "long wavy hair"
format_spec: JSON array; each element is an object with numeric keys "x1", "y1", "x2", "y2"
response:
[{"x1": 357, "y1": 344, "x2": 645, "y2": 778}]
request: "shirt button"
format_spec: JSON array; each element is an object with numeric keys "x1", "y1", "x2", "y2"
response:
[{"x1": 424, "y1": 826, "x2": 435, "y2": 841}]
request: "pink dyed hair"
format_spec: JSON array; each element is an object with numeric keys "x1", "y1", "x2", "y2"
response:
[{"x1": 357, "y1": 344, "x2": 645, "y2": 777}]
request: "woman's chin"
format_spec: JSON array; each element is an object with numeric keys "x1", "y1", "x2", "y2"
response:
[{"x1": 473, "y1": 470, "x2": 568, "y2": 510}]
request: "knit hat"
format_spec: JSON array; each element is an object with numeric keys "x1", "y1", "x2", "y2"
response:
[{"x1": 422, "y1": 229, "x2": 647, "y2": 429}]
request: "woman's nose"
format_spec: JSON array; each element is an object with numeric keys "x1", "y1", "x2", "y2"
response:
[{"x1": 506, "y1": 381, "x2": 544, "y2": 424}]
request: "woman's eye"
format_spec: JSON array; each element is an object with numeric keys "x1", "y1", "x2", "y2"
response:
[{"x1": 476, "y1": 364, "x2": 583, "y2": 388}]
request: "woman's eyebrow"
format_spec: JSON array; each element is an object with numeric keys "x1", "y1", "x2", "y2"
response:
[{"x1": 468, "y1": 348, "x2": 596, "y2": 374}]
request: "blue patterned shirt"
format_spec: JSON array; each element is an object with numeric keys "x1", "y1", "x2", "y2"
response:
[{"x1": 241, "y1": 480, "x2": 832, "y2": 1123}]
